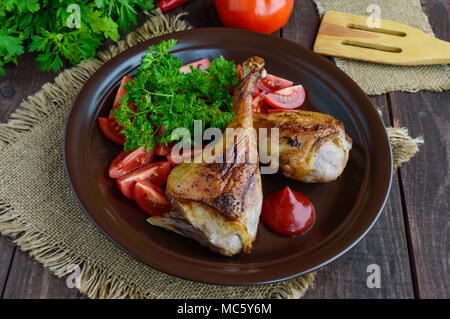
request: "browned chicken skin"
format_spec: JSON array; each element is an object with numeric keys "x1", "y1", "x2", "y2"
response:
[
  {"x1": 147, "y1": 57, "x2": 265, "y2": 256},
  {"x1": 253, "y1": 111, "x2": 352, "y2": 183}
]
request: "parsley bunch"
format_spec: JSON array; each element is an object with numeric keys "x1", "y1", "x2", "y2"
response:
[
  {"x1": 113, "y1": 39, "x2": 238, "y2": 151},
  {"x1": 0, "y1": 0, "x2": 154, "y2": 76}
]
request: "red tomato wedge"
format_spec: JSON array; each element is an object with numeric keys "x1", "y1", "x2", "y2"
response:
[
  {"x1": 153, "y1": 125, "x2": 173, "y2": 156},
  {"x1": 154, "y1": 143, "x2": 172, "y2": 156},
  {"x1": 257, "y1": 74, "x2": 293, "y2": 93},
  {"x1": 133, "y1": 181, "x2": 171, "y2": 217},
  {"x1": 167, "y1": 147, "x2": 203, "y2": 167},
  {"x1": 109, "y1": 76, "x2": 136, "y2": 119},
  {"x1": 117, "y1": 161, "x2": 171, "y2": 199},
  {"x1": 180, "y1": 58, "x2": 210, "y2": 74},
  {"x1": 98, "y1": 117, "x2": 125, "y2": 145},
  {"x1": 252, "y1": 93, "x2": 268, "y2": 114},
  {"x1": 155, "y1": 124, "x2": 166, "y2": 137},
  {"x1": 109, "y1": 147, "x2": 155, "y2": 179},
  {"x1": 261, "y1": 186, "x2": 315, "y2": 236},
  {"x1": 264, "y1": 85, "x2": 306, "y2": 109}
]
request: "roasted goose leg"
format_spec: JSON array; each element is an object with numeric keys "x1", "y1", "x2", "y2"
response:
[
  {"x1": 253, "y1": 111, "x2": 352, "y2": 183},
  {"x1": 147, "y1": 57, "x2": 265, "y2": 256}
]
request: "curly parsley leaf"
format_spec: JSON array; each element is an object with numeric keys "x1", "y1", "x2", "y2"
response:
[
  {"x1": 113, "y1": 39, "x2": 238, "y2": 152},
  {"x1": 0, "y1": 0, "x2": 155, "y2": 76}
]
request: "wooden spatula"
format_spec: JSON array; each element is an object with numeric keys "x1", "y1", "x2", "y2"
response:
[{"x1": 313, "y1": 11, "x2": 450, "y2": 65}]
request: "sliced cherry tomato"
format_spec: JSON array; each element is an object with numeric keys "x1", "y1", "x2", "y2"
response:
[
  {"x1": 155, "y1": 124, "x2": 166, "y2": 137},
  {"x1": 98, "y1": 117, "x2": 125, "y2": 145},
  {"x1": 133, "y1": 181, "x2": 171, "y2": 217},
  {"x1": 109, "y1": 147, "x2": 155, "y2": 179},
  {"x1": 267, "y1": 108, "x2": 301, "y2": 114},
  {"x1": 154, "y1": 143, "x2": 172, "y2": 156},
  {"x1": 252, "y1": 93, "x2": 268, "y2": 114},
  {"x1": 263, "y1": 85, "x2": 306, "y2": 110},
  {"x1": 153, "y1": 125, "x2": 173, "y2": 156},
  {"x1": 180, "y1": 58, "x2": 210, "y2": 74},
  {"x1": 117, "y1": 161, "x2": 171, "y2": 199},
  {"x1": 167, "y1": 147, "x2": 203, "y2": 167},
  {"x1": 109, "y1": 76, "x2": 136, "y2": 119},
  {"x1": 257, "y1": 74, "x2": 293, "y2": 93},
  {"x1": 256, "y1": 79, "x2": 272, "y2": 93},
  {"x1": 261, "y1": 186, "x2": 315, "y2": 236},
  {"x1": 236, "y1": 64, "x2": 244, "y2": 80}
]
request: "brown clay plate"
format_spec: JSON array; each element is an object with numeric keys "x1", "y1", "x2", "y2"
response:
[{"x1": 64, "y1": 28, "x2": 392, "y2": 285}]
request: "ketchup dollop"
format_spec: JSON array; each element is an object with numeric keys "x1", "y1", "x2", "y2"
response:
[{"x1": 261, "y1": 186, "x2": 315, "y2": 236}]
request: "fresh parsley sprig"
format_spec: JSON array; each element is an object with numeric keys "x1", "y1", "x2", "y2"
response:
[
  {"x1": 113, "y1": 39, "x2": 238, "y2": 151},
  {"x1": 0, "y1": 0, "x2": 154, "y2": 75}
]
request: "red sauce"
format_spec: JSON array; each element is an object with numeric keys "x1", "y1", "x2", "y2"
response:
[{"x1": 261, "y1": 186, "x2": 315, "y2": 236}]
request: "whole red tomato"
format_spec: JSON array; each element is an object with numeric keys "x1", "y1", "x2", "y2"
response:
[{"x1": 215, "y1": 0, "x2": 294, "y2": 34}]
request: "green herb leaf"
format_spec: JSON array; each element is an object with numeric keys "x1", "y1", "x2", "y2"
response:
[
  {"x1": 113, "y1": 39, "x2": 238, "y2": 151},
  {"x1": 0, "y1": 0, "x2": 156, "y2": 76}
]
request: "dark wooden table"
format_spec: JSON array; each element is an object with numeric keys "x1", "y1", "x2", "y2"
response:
[{"x1": 0, "y1": 0, "x2": 448, "y2": 299}]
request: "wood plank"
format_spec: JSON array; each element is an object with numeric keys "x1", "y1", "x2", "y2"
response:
[
  {"x1": 303, "y1": 95, "x2": 414, "y2": 298},
  {"x1": 389, "y1": 90, "x2": 449, "y2": 299},
  {"x1": 0, "y1": 53, "x2": 58, "y2": 122},
  {"x1": 283, "y1": 2, "x2": 414, "y2": 298},
  {"x1": 385, "y1": 0, "x2": 449, "y2": 299},
  {"x1": 282, "y1": 0, "x2": 321, "y2": 47},
  {"x1": 2, "y1": 249, "x2": 85, "y2": 299},
  {"x1": 423, "y1": 0, "x2": 450, "y2": 39},
  {"x1": 183, "y1": 0, "x2": 222, "y2": 28},
  {"x1": 0, "y1": 236, "x2": 15, "y2": 297}
]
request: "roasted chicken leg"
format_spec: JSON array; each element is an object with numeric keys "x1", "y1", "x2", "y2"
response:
[
  {"x1": 147, "y1": 57, "x2": 265, "y2": 256},
  {"x1": 253, "y1": 111, "x2": 352, "y2": 183}
]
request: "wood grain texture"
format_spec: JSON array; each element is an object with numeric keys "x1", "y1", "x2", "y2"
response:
[
  {"x1": 2, "y1": 249, "x2": 85, "y2": 299},
  {"x1": 386, "y1": 0, "x2": 449, "y2": 299},
  {"x1": 183, "y1": 0, "x2": 222, "y2": 27},
  {"x1": 313, "y1": 10, "x2": 450, "y2": 65},
  {"x1": 303, "y1": 95, "x2": 414, "y2": 298},
  {"x1": 0, "y1": 236, "x2": 15, "y2": 297},
  {"x1": 283, "y1": 0, "x2": 321, "y2": 47},
  {"x1": 0, "y1": 53, "x2": 58, "y2": 123},
  {"x1": 304, "y1": 180, "x2": 415, "y2": 298},
  {"x1": 389, "y1": 89, "x2": 449, "y2": 299}
]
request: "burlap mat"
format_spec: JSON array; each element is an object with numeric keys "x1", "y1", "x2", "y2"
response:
[
  {"x1": 313, "y1": 0, "x2": 450, "y2": 95},
  {"x1": 0, "y1": 9, "x2": 422, "y2": 299}
]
